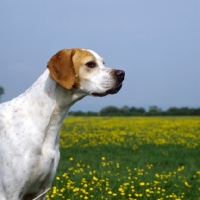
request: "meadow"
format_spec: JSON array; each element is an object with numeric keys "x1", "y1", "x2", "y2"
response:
[{"x1": 46, "y1": 117, "x2": 200, "y2": 200}]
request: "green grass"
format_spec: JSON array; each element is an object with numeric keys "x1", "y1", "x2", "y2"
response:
[
  {"x1": 46, "y1": 117, "x2": 200, "y2": 200},
  {"x1": 50, "y1": 145, "x2": 200, "y2": 200}
]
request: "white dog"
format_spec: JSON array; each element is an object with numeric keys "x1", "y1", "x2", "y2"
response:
[{"x1": 0, "y1": 48, "x2": 125, "y2": 200}]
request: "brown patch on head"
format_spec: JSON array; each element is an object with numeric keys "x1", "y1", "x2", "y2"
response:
[
  {"x1": 72, "y1": 48, "x2": 95, "y2": 70},
  {"x1": 47, "y1": 49, "x2": 76, "y2": 89},
  {"x1": 47, "y1": 48, "x2": 96, "y2": 89},
  {"x1": 71, "y1": 48, "x2": 95, "y2": 88}
]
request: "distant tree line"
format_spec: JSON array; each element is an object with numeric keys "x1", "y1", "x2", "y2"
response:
[
  {"x1": 68, "y1": 106, "x2": 200, "y2": 116},
  {"x1": 0, "y1": 86, "x2": 4, "y2": 103}
]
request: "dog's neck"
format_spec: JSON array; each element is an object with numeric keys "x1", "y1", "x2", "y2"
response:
[{"x1": 20, "y1": 69, "x2": 87, "y2": 150}]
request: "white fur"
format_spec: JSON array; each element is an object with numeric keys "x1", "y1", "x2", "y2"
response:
[{"x1": 0, "y1": 49, "x2": 124, "y2": 200}]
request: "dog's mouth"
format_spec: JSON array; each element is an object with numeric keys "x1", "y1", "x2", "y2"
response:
[
  {"x1": 91, "y1": 69, "x2": 125, "y2": 97},
  {"x1": 91, "y1": 83, "x2": 123, "y2": 97}
]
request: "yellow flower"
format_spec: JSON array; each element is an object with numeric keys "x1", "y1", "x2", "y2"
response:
[
  {"x1": 184, "y1": 181, "x2": 191, "y2": 187},
  {"x1": 107, "y1": 191, "x2": 112, "y2": 195},
  {"x1": 93, "y1": 176, "x2": 98, "y2": 181}
]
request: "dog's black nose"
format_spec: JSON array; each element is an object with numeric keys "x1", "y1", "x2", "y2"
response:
[{"x1": 115, "y1": 70, "x2": 125, "y2": 82}]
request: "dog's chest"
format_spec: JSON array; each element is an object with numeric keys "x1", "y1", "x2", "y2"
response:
[
  {"x1": 25, "y1": 148, "x2": 60, "y2": 193},
  {"x1": 38, "y1": 149, "x2": 57, "y2": 178}
]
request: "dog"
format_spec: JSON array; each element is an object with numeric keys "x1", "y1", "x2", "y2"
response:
[{"x1": 0, "y1": 48, "x2": 125, "y2": 200}]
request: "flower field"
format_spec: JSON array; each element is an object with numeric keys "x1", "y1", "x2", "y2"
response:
[{"x1": 46, "y1": 117, "x2": 200, "y2": 200}]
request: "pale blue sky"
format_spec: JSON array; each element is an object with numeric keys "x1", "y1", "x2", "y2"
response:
[{"x1": 0, "y1": 0, "x2": 200, "y2": 111}]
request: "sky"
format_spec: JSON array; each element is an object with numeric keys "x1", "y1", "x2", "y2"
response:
[{"x1": 0, "y1": 0, "x2": 200, "y2": 112}]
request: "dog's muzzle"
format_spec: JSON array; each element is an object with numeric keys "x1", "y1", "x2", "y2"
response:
[{"x1": 92, "y1": 70, "x2": 125, "y2": 97}]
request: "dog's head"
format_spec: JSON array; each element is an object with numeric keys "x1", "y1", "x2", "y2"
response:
[{"x1": 47, "y1": 48, "x2": 125, "y2": 97}]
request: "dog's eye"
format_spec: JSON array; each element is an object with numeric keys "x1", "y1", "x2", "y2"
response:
[{"x1": 86, "y1": 61, "x2": 96, "y2": 68}]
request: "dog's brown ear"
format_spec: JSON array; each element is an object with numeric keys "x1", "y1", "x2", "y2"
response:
[{"x1": 47, "y1": 49, "x2": 76, "y2": 89}]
